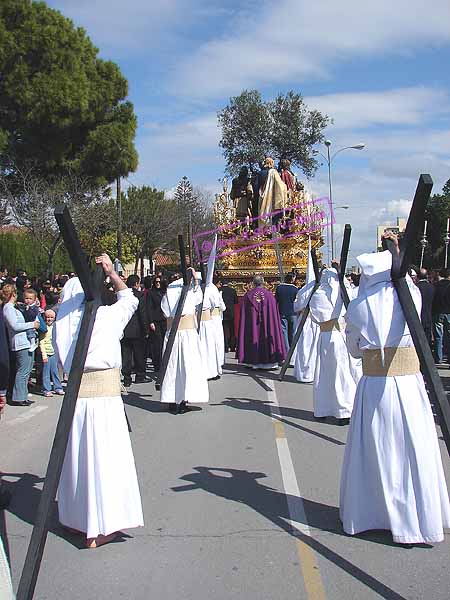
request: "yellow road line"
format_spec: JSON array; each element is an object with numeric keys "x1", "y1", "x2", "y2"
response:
[{"x1": 266, "y1": 382, "x2": 327, "y2": 600}]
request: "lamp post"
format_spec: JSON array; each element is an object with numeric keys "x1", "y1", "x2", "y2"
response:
[
  {"x1": 444, "y1": 218, "x2": 450, "y2": 269},
  {"x1": 321, "y1": 140, "x2": 365, "y2": 260},
  {"x1": 330, "y1": 206, "x2": 350, "y2": 261}
]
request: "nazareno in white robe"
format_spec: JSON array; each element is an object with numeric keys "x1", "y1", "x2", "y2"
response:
[
  {"x1": 199, "y1": 284, "x2": 224, "y2": 379},
  {"x1": 309, "y1": 268, "x2": 361, "y2": 418},
  {"x1": 160, "y1": 279, "x2": 209, "y2": 404},
  {"x1": 340, "y1": 250, "x2": 450, "y2": 544},
  {"x1": 55, "y1": 279, "x2": 144, "y2": 539},
  {"x1": 293, "y1": 275, "x2": 319, "y2": 383}
]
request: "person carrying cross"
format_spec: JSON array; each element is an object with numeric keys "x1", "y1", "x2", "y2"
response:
[
  {"x1": 54, "y1": 253, "x2": 144, "y2": 548},
  {"x1": 159, "y1": 268, "x2": 209, "y2": 413},
  {"x1": 309, "y1": 264, "x2": 361, "y2": 423},
  {"x1": 340, "y1": 233, "x2": 450, "y2": 544}
]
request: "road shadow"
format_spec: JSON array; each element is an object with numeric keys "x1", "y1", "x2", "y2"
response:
[
  {"x1": 218, "y1": 397, "x2": 345, "y2": 446},
  {"x1": 172, "y1": 466, "x2": 413, "y2": 600},
  {"x1": 123, "y1": 392, "x2": 202, "y2": 415},
  {"x1": 223, "y1": 362, "x2": 298, "y2": 385},
  {"x1": 124, "y1": 391, "x2": 166, "y2": 413},
  {"x1": 1, "y1": 472, "x2": 85, "y2": 549}
]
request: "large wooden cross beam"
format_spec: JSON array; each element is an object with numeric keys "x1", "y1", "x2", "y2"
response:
[
  {"x1": 336, "y1": 224, "x2": 351, "y2": 308},
  {"x1": 17, "y1": 205, "x2": 105, "y2": 600},
  {"x1": 383, "y1": 174, "x2": 450, "y2": 456}
]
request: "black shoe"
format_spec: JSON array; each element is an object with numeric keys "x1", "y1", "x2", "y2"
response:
[
  {"x1": 134, "y1": 376, "x2": 148, "y2": 384},
  {"x1": 123, "y1": 377, "x2": 132, "y2": 387},
  {"x1": 9, "y1": 400, "x2": 31, "y2": 406},
  {"x1": 338, "y1": 418, "x2": 350, "y2": 426}
]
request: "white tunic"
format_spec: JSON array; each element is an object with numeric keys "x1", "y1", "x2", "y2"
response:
[
  {"x1": 160, "y1": 280, "x2": 209, "y2": 404},
  {"x1": 199, "y1": 284, "x2": 226, "y2": 378},
  {"x1": 309, "y1": 269, "x2": 361, "y2": 418},
  {"x1": 340, "y1": 251, "x2": 450, "y2": 543},
  {"x1": 293, "y1": 281, "x2": 319, "y2": 383},
  {"x1": 57, "y1": 288, "x2": 144, "y2": 538}
]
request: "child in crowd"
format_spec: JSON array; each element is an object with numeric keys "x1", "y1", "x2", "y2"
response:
[
  {"x1": 18, "y1": 289, "x2": 46, "y2": 351},
  {"x1": 39, "y1": 309, "x2": 64, "y2": 397}
]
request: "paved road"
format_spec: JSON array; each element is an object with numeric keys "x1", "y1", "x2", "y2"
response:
[{"x1": 2, "y1": 357, "x2": 450, "y2": 599}]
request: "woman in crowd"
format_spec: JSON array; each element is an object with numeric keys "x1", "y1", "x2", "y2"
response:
[{"x1": 1, "y1": 283, "x2": 39, "y2": 406}]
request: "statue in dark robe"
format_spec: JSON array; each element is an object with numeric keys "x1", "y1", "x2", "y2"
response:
[{"x1": 230, "y1": 167, "x2": 253, "y2": 221}]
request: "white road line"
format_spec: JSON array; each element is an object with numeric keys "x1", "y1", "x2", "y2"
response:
[
  {"x1": 265, "y1": 383, "x2": 312, "y2": 535},
  {"x1": 5, "y1": 405, "x2": 48, "y2": 426}
]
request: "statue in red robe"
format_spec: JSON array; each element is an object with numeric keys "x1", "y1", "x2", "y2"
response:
[{"x1": 237, "y1": 276, "x2": 286, "y2": 369}]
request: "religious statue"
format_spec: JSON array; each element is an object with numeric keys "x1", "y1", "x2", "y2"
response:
[
  {"x1": 279, "y1": 158, "x2": 297, "y2": 192},
  {"x1": 230, "y1": 167, "x2": 253, "y2": 220},
  {"x1": 258, "y1": 157, "x2": 288, "y2": 223}
]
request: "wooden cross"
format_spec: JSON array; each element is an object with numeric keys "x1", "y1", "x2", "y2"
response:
[
  {"x1": 383, "y1": 174, "x2": 450, "y2": 455},
  {"x1": 196, "y1": 248, "x2": 207, "y2": 334},
  {"x1": 335, "y1": 224, "x2": 351, "y2": 308},
  {"x1": 155, "y1": 235, "x2": 192, "y2": 391},
  {"x1": 278, "y1": 248, "x2": 322, "y2": 381},
  {"x1": 17, "y1": 205, "x2": 105, "y2": 600}
]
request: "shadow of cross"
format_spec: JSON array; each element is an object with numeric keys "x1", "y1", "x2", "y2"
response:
[{"x1": 17, "y1": 205, "x2": 105, "y2": 600}]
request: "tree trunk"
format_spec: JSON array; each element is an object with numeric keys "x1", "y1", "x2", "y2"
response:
[
  {"x1": 134, "y1": 251, "x2": 139, "y2": 275},
  {"x1": 46, "y1": 234, "x2": 62, "y2": 278}
]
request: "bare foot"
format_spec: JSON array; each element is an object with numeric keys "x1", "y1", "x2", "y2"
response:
[{"x1": 86, "y1": 532, "x2": 118, "y2": 548}]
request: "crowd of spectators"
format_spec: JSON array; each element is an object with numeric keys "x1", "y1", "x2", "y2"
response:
[{"x1": 0, "y1": 265, "x2": 169, "y2": 412}]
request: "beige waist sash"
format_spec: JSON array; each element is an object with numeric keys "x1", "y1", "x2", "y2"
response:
[
  {"x1": 319, "y1": 318, "x2": 340, "y2": 332},
  {"x1": 362, "y1": 347, "x2": 420, "y2": 377},
  {"x1": 211, "y1": 308, "x2": 221, "y2": 317},
  {"x1": 167, "y1": 314, "x2": 196, "y2": 331},
  {"x1": 78, "y1": 368, "x2": 121, "y2": 398},
  {"x1": 201, "y1": 309, "x2": 211, "y2": 321}
]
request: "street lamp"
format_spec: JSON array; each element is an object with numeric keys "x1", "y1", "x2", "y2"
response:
[
  {"x1": 327, "y1": 206, "x2": 349, "y2": 262},
  {"x1": 321, "y1": 140, "x2": 365, "y2": 260}
]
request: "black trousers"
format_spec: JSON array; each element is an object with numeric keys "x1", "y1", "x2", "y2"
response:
[
  {"x1": 148, "y1": 321, "x2": 166, "y2": 370},
  {"x1": 223, "y1": 319, "x2": 236, "y2": 352},
  {"x1": 121, "y1": 338, "x2": 147, "y2": 377}
]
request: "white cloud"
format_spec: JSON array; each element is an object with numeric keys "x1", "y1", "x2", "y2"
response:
[
  {"x1": 375, "y1": 199, "x2": 413, "y2": 222},
  {"x1": 47, "y1": 0, "x2": 183, "y2": 54},
  {"x1": 306, "y1": 87, "x2": 450, "y2": 130},
  {"x1": 170, "y1": 0, "x2": 450, "y2": 98}
]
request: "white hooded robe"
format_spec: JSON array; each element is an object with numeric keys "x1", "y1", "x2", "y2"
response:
[{"x1": 340, "y1": 250, "x2": 450, "y2": 543}]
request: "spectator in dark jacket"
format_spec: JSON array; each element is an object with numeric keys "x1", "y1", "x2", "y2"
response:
[
  {"x1": 275, "y1": 273, "x2": 298, "y2": 352},
  {"x1": 432, "y1": 268, "x2": 450, "y2": 364},
  {"x1": 145, "y1": 276, "x2": 166, "y2": 371},
  {"x1": 216, "y1": 279, "x2": 238, "y2": 352},
  {"x1": 121, "y1": 275, "x2": 149, "y2": 385},
  {"x1": 416, "y1": 268, "x2": 434, "y2": 349}
]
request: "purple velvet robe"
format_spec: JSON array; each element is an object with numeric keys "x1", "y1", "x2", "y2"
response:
[{"x1": 237, "y1": 287, "x2": 286, "y2": 365}]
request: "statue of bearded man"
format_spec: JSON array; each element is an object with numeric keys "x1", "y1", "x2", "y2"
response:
[{"x1": 258, "y1": 157, "x2": 288, "y2": 223}]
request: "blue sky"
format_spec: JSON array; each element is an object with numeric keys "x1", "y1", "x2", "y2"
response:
[{"x1": 47, "y1": 0, "x2": 450, "y2": 266}]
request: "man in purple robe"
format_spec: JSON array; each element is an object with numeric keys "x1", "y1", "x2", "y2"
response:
[{"x1": 237, "y1": 275, "x2": 286, "y2": 369}]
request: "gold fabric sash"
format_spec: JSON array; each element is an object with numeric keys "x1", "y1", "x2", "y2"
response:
[
  {"x1": 362, "y1": 347, "x2": 420, "y2": 377},
  {"x1": 211, "y1": 308, "x2": 221, "y2": 317},
  {"x1": 167, "y1": 314, "x2": 196, "y2": 331},
  {"x1": 201, "y1": 309, "x2": 211, "y2": 321},
  {"x1": 319, "y1": 319, "x2": 340, "y2": 332},
  {"x1": 78, "y1": 368, "x2": 121, "y2": 398}
]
